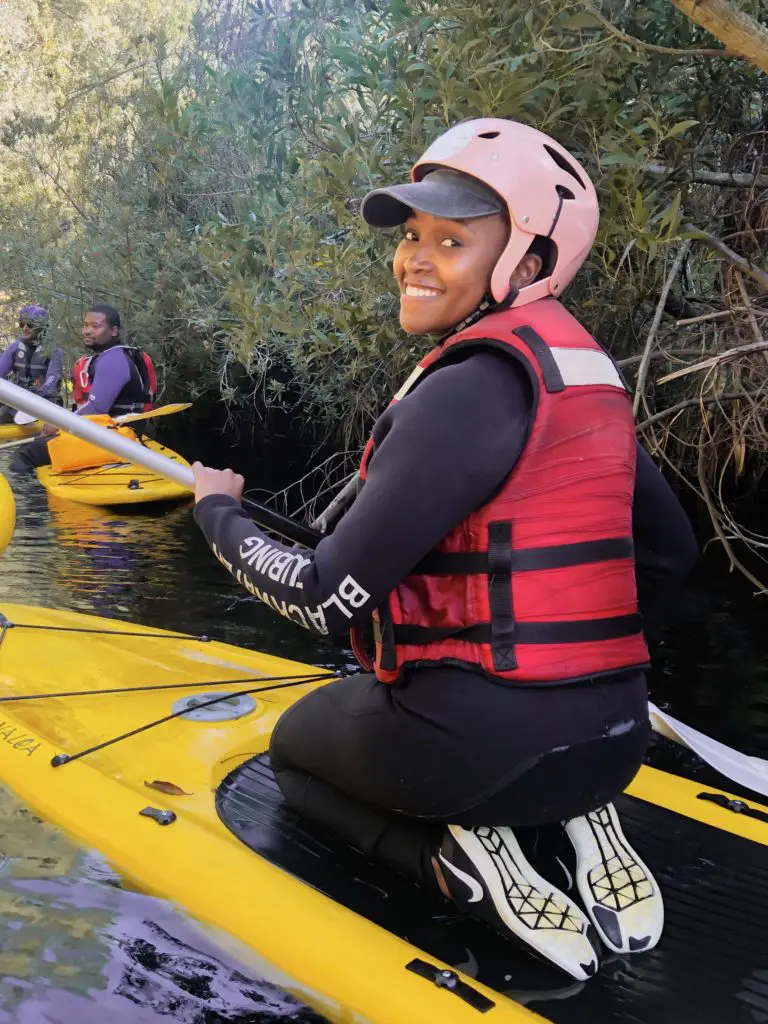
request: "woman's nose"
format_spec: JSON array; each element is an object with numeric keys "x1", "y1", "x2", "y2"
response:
[{"x1": 404, "y1": 245, "x2": 433, "y2": 272}]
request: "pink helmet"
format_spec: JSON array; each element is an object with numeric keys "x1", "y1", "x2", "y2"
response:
[{"x1": 412, "y1": 119, "x2": 599, "y2": 307}]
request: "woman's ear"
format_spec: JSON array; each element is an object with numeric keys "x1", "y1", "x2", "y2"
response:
[{"x1": 510, "y1": 252, "x2": 543, "y2": 289}]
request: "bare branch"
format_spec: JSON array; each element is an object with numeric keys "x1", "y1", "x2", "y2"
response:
[
  {"x1": 695, "y1": 422, "x2": 767, "y2": 592},
  {"x1": 309, "y1": 472, "x2": 358, "y2": 532},
  {"x1": 733, "y1": 271, "x2": 768, "y2": 369},
  {"x1": 644, "y1": 162, "x2": 768, "y2": 188},
  {"x1": 675, "y1": 307, "x2": 768, "y2": 327},
  {"x1": 668, "y1": 0, "x2": 768, "y2": 75},
  {"x1": 683, "y1": 223, "x2": 768, "y2": 292},
  {"x1": 618, "y1": 347, "x2": 707, "y2": 368},
  {"x1": 658, "y1": 339, "x2": 768, "y2": 384},
  {"x1": 633, "y1": 242, "x2": 692, "y2": 415},
  {"x1": 580, "y1": 0, "x2": 742, "y2": 57},
  {"x1": 636, "y1": 390, "x2": 750, "y2": 430}
]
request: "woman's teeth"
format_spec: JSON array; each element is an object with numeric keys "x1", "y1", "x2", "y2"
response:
[{"x1": 404, "y1": 285, "x2": 441, "y2": 297}]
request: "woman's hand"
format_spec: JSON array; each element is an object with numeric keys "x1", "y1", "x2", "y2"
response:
[{"x1": 191, "y1": 462, "x2": 245, "y2": 505}]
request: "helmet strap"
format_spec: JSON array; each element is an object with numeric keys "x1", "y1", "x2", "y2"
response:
[
  {"x1": 491, "y1": 282, "x2": 520, "y2": 313},
  {"x1": 436, "y1": 283, "x2": 519, "y2": 346}
]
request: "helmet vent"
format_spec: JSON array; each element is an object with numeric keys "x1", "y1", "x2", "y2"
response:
[
  {"x1": 478, "y1": 131, "x2": 500, "y2": 139},
  {"x1": 556, "y1": 184, "x2": 576, "y2": 201},
  {"x1": 544, "y1": 145, "x2": 586, "y2": 190}
]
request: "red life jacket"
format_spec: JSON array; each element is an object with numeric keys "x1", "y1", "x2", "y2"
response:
[
  {"x1": 358, "y1": 299, "x2": 649, "y2": 685},
  {"x1": 72, "y1": 344, "x2": 157, "y2": 414}
]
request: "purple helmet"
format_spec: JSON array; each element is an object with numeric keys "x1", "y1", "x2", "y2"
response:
[{"x1": 19, "y1": 305, "x2": 49, "y2": 326}]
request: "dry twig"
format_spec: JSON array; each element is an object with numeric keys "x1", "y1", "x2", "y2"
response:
[
  {"x1": 657, "y1": 339, "x2": 768, "y2": 384},
  {"x1": 633, "y1": 242, "x2": 692, "y2": 415},
  {"x1": 696, "y1": 421, "x2": 767, "y2": 591},
  {"x1": 683, "y1": 223, "x2": 768, "y2": 291},
  {"x1": 644, "y1": 163, "x2": 768, "y2": 188}
]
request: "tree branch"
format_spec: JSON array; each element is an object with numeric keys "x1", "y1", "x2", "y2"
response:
[
  {"x1": 658, "y1": 339, "x2": 768, "y2": 385},
  {"x1": 633, "y1": 242, "x2": 692, "y2": 415},
  {"x1": 618, "y1": 347, "x2": 708, "y2": 368},
  {"x1": 644, "y1": 162, "x2": 768, "y2": 188},
  {"x1": 675, "y1": 307, "x2": 768, "y2": 327},
  {"x1": 695, "y1": 420, "x2": 767, "y2": 592},
  {"x1": 683, "y1": 223, "x2": 768, "y2": 291},
  {"x1": 668, "y1": 0, "x2": 768, "y2": 74},
  {"x1": 636, "y1": 390, "x2": 749, "y2": 430},
  {"x1": 581, "y1": 0, "x2": 742, "y2": 57}
]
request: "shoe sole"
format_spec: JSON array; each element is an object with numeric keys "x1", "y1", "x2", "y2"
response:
[
  {"x1": 449, "y1": 824, "x2": 599, "y2": 982},
  {"x1": 564, "y1": 803, "x2": 664, "y2": 954}
]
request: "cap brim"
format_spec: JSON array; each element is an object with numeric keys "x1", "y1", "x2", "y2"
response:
[{"x1": 361, "y1": 179, "x2": 502, "y2": 227}]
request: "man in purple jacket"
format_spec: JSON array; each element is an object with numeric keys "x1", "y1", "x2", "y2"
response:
[{"x1": 0, "y1": 306, "x2": 63, "y2": 422}]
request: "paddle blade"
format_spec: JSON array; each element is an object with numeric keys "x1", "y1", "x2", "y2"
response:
[
  {"x1": 115, "y1": 403, "x2": 192, "y2": 425},
  {"x1": 649, "y1": 701, "x2": 768, "y2": 799},
  {"x1": 0, "y1": 473, "x2": 16, "y2": 555},
  {"x1": 13, "y1": 411, "x2": 37, "y2": 426}
]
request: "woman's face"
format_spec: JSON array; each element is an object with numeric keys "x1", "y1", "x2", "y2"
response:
[{"x1": 392, "y1": 209, "x2": 508, "y2": 335}]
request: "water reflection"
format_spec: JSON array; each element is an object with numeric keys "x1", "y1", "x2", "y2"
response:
[{"x1": 0, "y1": 790, "x2": 321, "y2": 1023}]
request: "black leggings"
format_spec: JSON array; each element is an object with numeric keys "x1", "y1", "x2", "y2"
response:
[
  {"x1": 10, "y1": 436, "x2": 50, "y2": 472},
  {"x1": 270, "y1": 667, "x2": 650, "y2": 891}
]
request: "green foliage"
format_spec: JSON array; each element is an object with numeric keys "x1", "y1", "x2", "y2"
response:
[{"x1": 1, "y1": 0, "x2": 766, "y2": 448}]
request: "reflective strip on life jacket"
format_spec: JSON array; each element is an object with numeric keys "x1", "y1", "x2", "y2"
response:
[{"x1": 548, "y1": 347, "x2": 625, "y2": 389}]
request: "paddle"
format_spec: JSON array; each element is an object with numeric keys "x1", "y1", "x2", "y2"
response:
[
  {"x1": 0, "y1": 438, "x2": 39, "y2": 453},
  {"x1": 648, "y1": 702, "x2": 768, "y2": 799},
  {"x1": 0, "y1": 402, "x2": 194, "y2": 453},
  {"x1": 0, "y1": 377, "x2": 322, "y2": 547},
  {"x1": 114, "y1": 402, "x2": 193, "y2": 425},
  {"x1": 13, "y1": 402, "x2": 191, "y2": 428},
  {"x1": 14, "y1": 402, "x2": 193, "y2": 427},
  {"x1": 0, "y1": 377, "x2": 766, "y2": 799}
]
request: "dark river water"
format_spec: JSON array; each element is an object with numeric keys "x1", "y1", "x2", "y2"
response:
[{"x1": 0, "y1": 435, "x2": 765, "y2": 1023}]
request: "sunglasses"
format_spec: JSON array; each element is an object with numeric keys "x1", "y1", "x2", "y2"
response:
[{"x1": 18, "y1": 321, "x2": 39, "y2": 328}]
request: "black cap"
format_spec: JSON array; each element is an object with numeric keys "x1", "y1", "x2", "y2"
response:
[{"x1": 361, "y1": 169, "x2": 504, "y2": 227}]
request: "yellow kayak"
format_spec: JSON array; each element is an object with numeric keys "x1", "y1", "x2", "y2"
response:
[
  {"x1": 36, "y1": 437, "x2": 192, "y2": 506},
  {"x1": 0, "y1": 603, "x2": 763, "y2": 1022},
  {"x1": 0, "y1": 421, "x2": 40, "y2": 441}
]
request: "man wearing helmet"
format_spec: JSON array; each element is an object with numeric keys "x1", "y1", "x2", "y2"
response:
[
  {"x1": 191, "y1": 120, "x2": 698, "y2": 979},
  {"x1": 0, "y1": 306, "x2": 63, "y2": 421}
]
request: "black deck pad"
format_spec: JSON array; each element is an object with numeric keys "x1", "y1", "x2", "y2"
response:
[{"x1": 216, "y1": 755, "x2": 768, "y2": 1023}]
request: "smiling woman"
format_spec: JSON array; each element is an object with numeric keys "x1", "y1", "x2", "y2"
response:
[
  {"x1": 191, "y1": 118, "x2": 700, "y2": 982},
  {"x1": 380, "y1": 168, "x2": 543, "y2": 336}
]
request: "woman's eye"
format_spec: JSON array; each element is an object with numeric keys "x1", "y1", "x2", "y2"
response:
[
  {"x1": 404, "y1": 229, "x2": 418, "y2": 242},
  {"x1": 441, "y1": 238, "x2": 460, "y2": 248}
]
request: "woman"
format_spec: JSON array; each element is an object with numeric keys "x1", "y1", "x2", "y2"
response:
[{"x1": 192, "y1": 119, "x2": 698, "y2": 980}]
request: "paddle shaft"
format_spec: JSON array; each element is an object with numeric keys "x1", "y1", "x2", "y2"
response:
[{"x1": 0, "y1": 378, "x2": 322, "y2": 547}]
